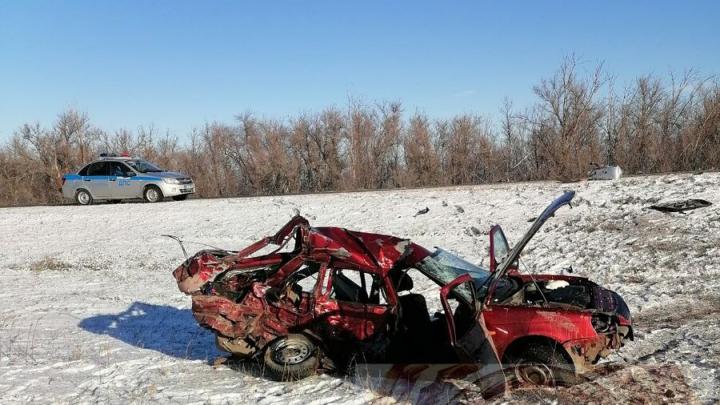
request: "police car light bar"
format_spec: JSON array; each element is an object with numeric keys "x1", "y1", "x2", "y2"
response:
[{"x1": 99, "y1": 152, "x2": 133, "y2": 160}]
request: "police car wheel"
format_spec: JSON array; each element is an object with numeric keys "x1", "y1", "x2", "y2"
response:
[
  {"x1": 144, "y1": 186, "x2": 163, "y2": 203},
  {"x1": 76, "y1": 189, "x2": 93, "y2": 205}
]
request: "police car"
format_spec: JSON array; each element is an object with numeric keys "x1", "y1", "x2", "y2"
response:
[{"x1": 61, "y1": 153, "x2": 195, "y2": 205}]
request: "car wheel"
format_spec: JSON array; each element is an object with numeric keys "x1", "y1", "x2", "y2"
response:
[
  {"x1": 76, "y1": 189, "x2": 93, "y2": 205},
  {"x1": 507, "y1": 343, "x2": 578, "y2": 387},
  {"x1": 143, "y1": 186, "x2": 163, "y2": 203},
  {"x1": 263, "y1": 334, "x2": 319, "y2": 381},
  {"x1": 172, "y1": 194, "x2": 188, "y2": 201}
]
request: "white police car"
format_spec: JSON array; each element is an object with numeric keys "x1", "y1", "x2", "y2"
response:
[{"x1": 62, "y1": 154, "x2": 195, "y2": 205}]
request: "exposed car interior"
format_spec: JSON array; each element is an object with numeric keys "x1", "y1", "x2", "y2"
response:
[
  {"x1": 387, "y1": 268, "x2": 478, "y2": 363},
  {"x1": 490, "y1": 276, "x2": 594, "y2": 310},
  {"x1": 329, "y1": 269, "x2": 386, "y2": 305}
]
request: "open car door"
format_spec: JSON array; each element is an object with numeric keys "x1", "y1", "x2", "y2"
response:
[
  {"x1": 440, "y1": 274, "x2": 491, "y2": 361},
  {"x1": 440, "y1": 273, "x2": 506, "y2": 395}
]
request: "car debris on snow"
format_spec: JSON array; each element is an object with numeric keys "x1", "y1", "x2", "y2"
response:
[{"x1": 649, "y1": 199, "x2": 712, "y2": 213}]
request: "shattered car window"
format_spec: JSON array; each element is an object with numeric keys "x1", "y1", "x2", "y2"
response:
[
  {"x1": 415, "y1": 249, "x2": 488, "y2": 304},
  {"x1": 288, "y1": 263, "x2": 320, "y2": 293}
]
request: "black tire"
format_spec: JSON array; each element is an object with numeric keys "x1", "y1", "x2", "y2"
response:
[
  {"x1": 143, "y1": 185, "x2": 164, "y2": 203},
  {"x1": 505, "y1": 343, "x2": 578, "y2": 387},
  {"x1": 263, "y1": 334, "x2": 319, "y2": 381},
  {"x1": 172, "y1": 194, "x2": 188, "y2": 201},
  {"x1": 76, "y1": 189, "x2": 93, "y2": 205}
]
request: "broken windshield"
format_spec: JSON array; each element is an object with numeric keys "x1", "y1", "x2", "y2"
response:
[{"x1": 415, "y1": 249, "x2": 489, "y2": 304}]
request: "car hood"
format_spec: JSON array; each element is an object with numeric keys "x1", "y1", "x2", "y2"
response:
[{"x1": 485, "y1": 191, "x2": 575, "y2": 295}]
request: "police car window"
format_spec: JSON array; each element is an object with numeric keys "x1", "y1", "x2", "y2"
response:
[
  {"x1": 109, "y1": 162, "x2": 132, "y2": 176},
  {"x1": 86, "y1": 162, "x2": 109, "y2": 176},
  {"x1": 78, "y1": 164, "x2": 91, "y2": 176},
  {"x1": 120, "y1": 163, "x2": 135, "y2": 176}
]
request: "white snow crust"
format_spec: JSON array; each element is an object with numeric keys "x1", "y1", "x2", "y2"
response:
[{"x1": 1, "y1": 173, "x2": 718, "y2": 404}]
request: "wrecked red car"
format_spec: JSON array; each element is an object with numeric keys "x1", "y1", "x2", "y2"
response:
[{"x1": 172, "y1": 191, "x2": 632, "y2": 388}]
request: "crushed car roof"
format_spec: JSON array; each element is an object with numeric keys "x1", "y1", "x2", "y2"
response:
[
  {"x1": 308, "y1": 227, "x2": 418, "y2": 271},
  {"x1": 234, "y1": 215, "x2": 431, "y2": 276}
]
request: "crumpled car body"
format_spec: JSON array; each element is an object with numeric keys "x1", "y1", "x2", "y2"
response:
[
  {"x1": 173, "y1": 216, "x2": 500, "y2": 377},
  {"x1": 172, "y1": 191, "x2": 632, "y2": 388},
  {"x1": 480, "y1": 191, "x2": 633, "y2": 382}
]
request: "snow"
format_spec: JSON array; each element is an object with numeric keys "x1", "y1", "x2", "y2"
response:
[
  {"x1": 1, "y1": 172, "x2": 719, "y2": 403},
  {"x1": 544, "y1": 280, "x2": 569, "y2": 290}
]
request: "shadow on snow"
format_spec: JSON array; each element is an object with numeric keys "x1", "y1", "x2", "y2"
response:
[{"x1": 78, "y1": 301, "x2": 220, "y2": 362}]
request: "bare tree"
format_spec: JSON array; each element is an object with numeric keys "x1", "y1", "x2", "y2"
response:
[
  {"x1": 525, "y1": 56, "x2": 606, "y2": 180},
  {"x1": 2, "y1": 59, "x2": 720, "y2": 207},
  {"x1": 403, "y1": 113, "x2": 440, "y2": 187}
]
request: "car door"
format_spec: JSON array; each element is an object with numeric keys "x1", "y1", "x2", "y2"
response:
[
  {"x1": 82, "y1": 162, "x2": 110, "y2": 198},
  {"x1": 107, "y1": 162, "x2": 140, "y2": 199},
  {"x1": 314, "y1": 268, "x2": 394, "y2": 341},
  {"x1": 439, "y1": 274, "x2": 496, "y2": 361},
  {"x1": 439, "y1": 274, "x2": 506, "y2": 395}
]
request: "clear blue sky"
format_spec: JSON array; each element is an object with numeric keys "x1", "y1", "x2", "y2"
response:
[{"x1": 1, "y1": 1, "x2": 718, "y2": 142}]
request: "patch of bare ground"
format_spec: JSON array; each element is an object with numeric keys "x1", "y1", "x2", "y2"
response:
[
  {"x1": 493, "y1": 363, "x2": 695, "y2": 405},
  {"x1": 635, "y1": 295, "x2": 720, "y2": 329},
  {"x1": 27, "y1": 256, "x2": 71, "y2": 272}
]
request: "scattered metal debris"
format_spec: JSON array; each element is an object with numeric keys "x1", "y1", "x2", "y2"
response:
[{"x1": 649, "y1": 199, "x2": 712, "y2": 213}]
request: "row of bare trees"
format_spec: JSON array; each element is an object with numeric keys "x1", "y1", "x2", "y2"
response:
[{"x1": 1, "y1": 58, "x2": 719, "y2": 206}]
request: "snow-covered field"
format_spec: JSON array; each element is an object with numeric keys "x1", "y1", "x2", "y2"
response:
[{"x1": 1, "y1": 173, "x2": 719, "y2": 404}]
